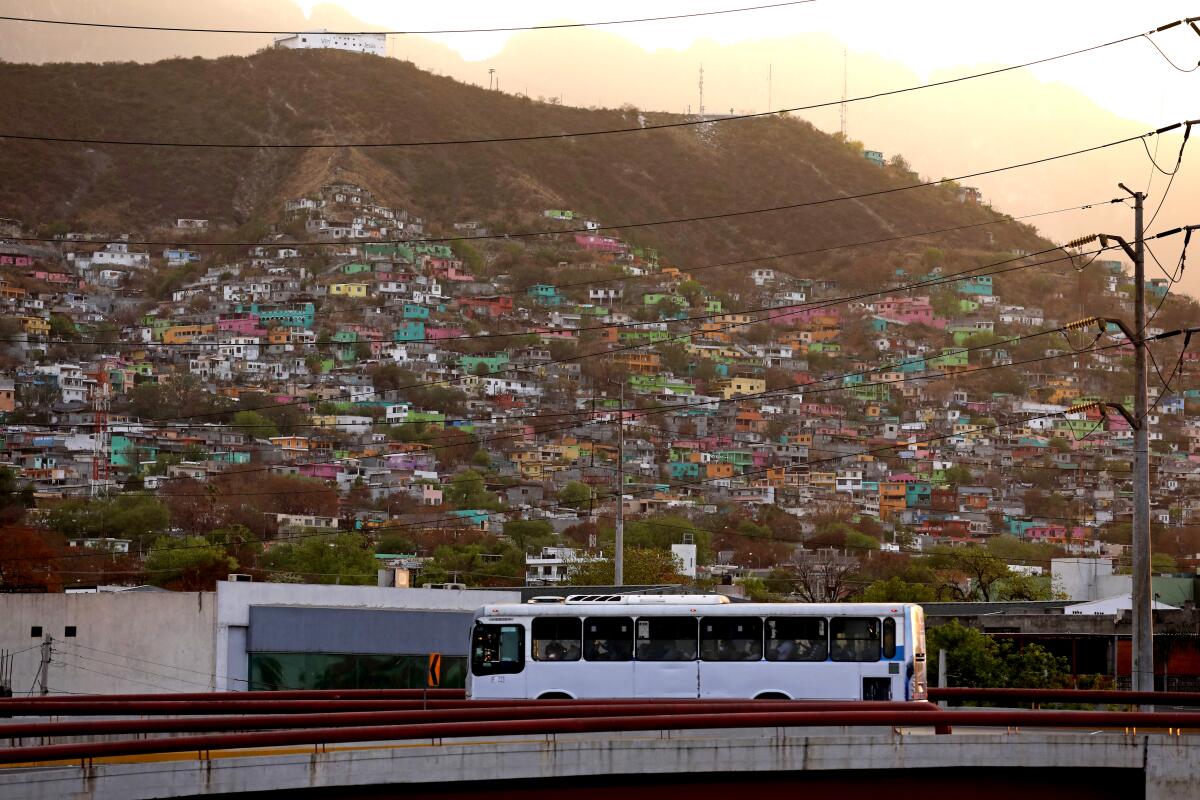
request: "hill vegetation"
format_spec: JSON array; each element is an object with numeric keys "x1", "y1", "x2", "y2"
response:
[{"x1": 0, "y1": 49, "x2": 1052, "y2": 285}]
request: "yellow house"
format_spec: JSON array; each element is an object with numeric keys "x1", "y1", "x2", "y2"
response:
[
  {"x1": 162, "y1": 324, "x2": 215, "y2": 345},
  {"x1": 330, "y1": 283, "x2": 369, "y2": 298},
  {"x1": 723, "y1": 377, "x2": 766, "y2": 400},
  {"x1": 18, "y1": 316, "x2": 50, "y2": 336}
]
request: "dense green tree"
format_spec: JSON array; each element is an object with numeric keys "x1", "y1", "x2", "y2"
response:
[
  {"x1": 46, "y1": 494, "x2": 170, "y2": 553},
  {"x1": 858, "y1": 576, "x2": 938, "y2": 603},
  {"x1": 502, "y1": 519, "x2": 555, "y2": 553},
  {"x1": 565, "y1": 546, "x2": 687, "y2": 586},
  {"x1": 263, "y1": 532, "x2": 377, "y2": 585},
  {"x1": 144, "y1": 535, "x2": 237, "y2": 590},
  {"x1": 444, "y1": 470, "x2": 496, "y2": 509},
  {"x1": 928, "y1": 620, "x2": 1070, "y2": 689},
  {"x1": 557, "y1": 481, "x2": 594, "y2": 510},
  {"x1": 376, "y1": 533, "x2": 418, "y2": 555},
  {"x1": 232, "y1": 410, "x2": 279, "y2": 439}
]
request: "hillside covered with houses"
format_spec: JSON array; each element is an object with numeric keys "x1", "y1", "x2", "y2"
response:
[
  {"x1": 0, "y1": 49, "x2": 1198, "y2": 604},
  {"x1": 0, "y1": 167, "x2": 1198, "y2": 601}
]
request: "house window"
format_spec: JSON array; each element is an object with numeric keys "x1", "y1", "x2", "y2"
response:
[
  {"x1": 65, "y1": 626, "x2": 77, "y2": 638},
  {"x1": 31, "y1": 626, "x2": 42, "y2": 638}
]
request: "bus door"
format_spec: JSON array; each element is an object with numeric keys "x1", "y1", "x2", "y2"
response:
[
  {"x1": 698, "y1": 616, "x2": 764, "y2": 698},
  {"x1": 575, "y1": 616, "x2": 635, "y2": 698},
  {"x1": 633, "y1": 616, "x2": 699, "y2": 698},
  {"x1": 909, "y1": 606, "x2": 927, "y2": 700}
]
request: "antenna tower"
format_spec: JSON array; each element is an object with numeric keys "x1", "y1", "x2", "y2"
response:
[
  {"x1": 90, "y1": 370, "x2": 110, "y2": 496},
  {"x1": 698, "y1": 64, "x2": 705, "y2": 119}
]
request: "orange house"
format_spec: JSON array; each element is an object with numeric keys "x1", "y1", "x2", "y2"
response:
[{"x1": 704, "y1": 462, "x2": 736, "y2": 480}]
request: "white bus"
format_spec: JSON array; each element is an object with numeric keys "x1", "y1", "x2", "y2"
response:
[{"x1": 467, "y1": 594, "x2": 927, "y2": 701}]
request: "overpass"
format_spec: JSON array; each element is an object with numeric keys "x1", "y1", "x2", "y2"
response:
[{"x1": 1, "y1": 690, "x2": 1198, "y2": 799}]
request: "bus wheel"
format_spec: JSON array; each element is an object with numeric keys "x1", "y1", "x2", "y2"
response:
[
  {"x1": 537, "y1": 692, "x2": 574, "y2": 700},
  {"x1": 754, "y1": 692, "x2": 791, "y2": 700}
]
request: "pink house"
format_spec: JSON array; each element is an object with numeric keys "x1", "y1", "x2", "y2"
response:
[
  {"x1": 574, "y1": 234, "x2": 626, "y2": 253},
  {"x1": 0, "y1": 254, "x2": 32, "y2": 267},
  {"x1": 218, "y1": 314, "x2": 267, "y2": 336},
  {"x1": 426, "y1": 326, "x2": 466, "y2": 340},
  {"x1": 875, "y1": 296, "x2": 945, "y2": 329},
  {"x1": 1026, "y1": 525, "x2": 1088, "y2": 545},
  {"x1": 771, "y1": 306, "x2": 841, "y2": 326},
  {"x1": 298, "y1": 463, "x2": 340, "y2": 480}
]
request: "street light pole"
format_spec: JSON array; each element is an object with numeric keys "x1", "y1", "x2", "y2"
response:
[{"x1": 615, "y1": 381, "x2": 625, "y2": 587}]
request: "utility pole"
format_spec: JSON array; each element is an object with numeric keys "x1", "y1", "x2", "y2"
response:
[
  {"x1": 1084, "y1": 184, "x2": 1151, "y2": 693},
  {"x1": 37, "y1": 635, "x2": 52, "y2": 697},
  {"x1": 615, "y1": 381, "x2": 625, "y2": 587},
  {"x1": 1128, "y1": 185, "x2": 1153, "y2": 695}
]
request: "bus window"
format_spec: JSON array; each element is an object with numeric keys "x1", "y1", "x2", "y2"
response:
[
  {"x1": 532, "y1": 617, "x2": 582, "y2": 662},
  {"x1": 700, "y1": 617, "x2": 763, "y2": 661},
  {"x1": 882, "y1": 617, "x2": 897, "y2": 659},
  {"x1": 584, "y1": 616, "x2": 633, "y2": 661},
  {"x1": 830, "y1": 617, "x2": 881, "y2": 662},
  {"x1": 471, "y1": 623, "x2": 524, "y2": 675},
  {"x1": 636, "y1": 617, "x2": 697, "y2": 661},
  {"x1": 765, "y1": 617, "x2": 827, "y2": 662}
]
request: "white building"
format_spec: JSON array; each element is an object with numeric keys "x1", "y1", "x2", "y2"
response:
[
  {"x1": 91, "y1": 243, "x2": 149, "y2": 269},
  {"x1": 274, "y1": 30, "x2": 386, "y2": 56}
]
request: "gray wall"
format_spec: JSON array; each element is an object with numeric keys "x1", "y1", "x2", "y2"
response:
[
  {"x1": 248, "y1": 606, "x2": 473, "y2": 656},
  {"x1": 0, "y1": 591, "x2": 217, "y2": 695}
]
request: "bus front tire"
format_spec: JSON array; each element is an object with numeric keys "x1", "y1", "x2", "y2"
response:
[
  {"x1": 754, "y1": 692, "x2": 791, "y2": 700},
  {"x1": 537, "y1": 692, "x2": 574, "y2": 700}
]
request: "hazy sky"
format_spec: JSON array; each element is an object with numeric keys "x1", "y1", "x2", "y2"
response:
[{"x1": 299, "y1": 0, "x2": 1199, "y2": 127}]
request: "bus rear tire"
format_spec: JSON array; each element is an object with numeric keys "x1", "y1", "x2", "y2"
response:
[
  {"x1": 754, "y1": 692, "x2": 791, "y2": 700},
  {"x1": 537, "y1": 692, "x2": 574, "y2": 700}
]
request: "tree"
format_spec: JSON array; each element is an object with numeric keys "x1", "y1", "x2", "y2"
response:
[
  {"x1": 263, "y1": 532, "x2": 377, "y2": 585},
  {"x1": 503, "y1": 519, "x2": 555, "y2": 553},
  {"x1": 558, "y1": 481, "x2": 593, "y2": 510},
  {"x1": 777, "y1": 549, "x2": 859, "y2": 602},
  {"x1": 942, "y1": 465, "x2": 974, "y2": 486},
  {"x1": 444, "y1": 470, "x2": 496, "y2": 509},
  {"x1": 925, "y1": 545, "x2": 1011, "y2": 601},
  {"x1": 565, "y1": 547, "x2": 687, "y2": 586},
  {"x1": 376, "y1": 533, "x2": 417, "y2": 555},
  {"x1": 232, "y1": 410, "x2": 278, "y2": 439},
  {"x1": 0, "y1": 467, "x2": 33, "y2": 522},
  {"x1": 45, "y1": 494, "x2": 170, "y2": 554},
  {"x1": 0, "y1": 525, "x2": 63, "y2": 592},
  {"x1": 928, "y1": 620, "x2": 1069, "y2": 689},
  {"x1": 144, "y1": 535, "x2": 237, "y2": 591},
  {"x1": 858, "y1": 576, "x2": 938, "y2": 603}
]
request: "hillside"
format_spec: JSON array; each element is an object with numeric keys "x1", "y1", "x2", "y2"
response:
[{"x1": 0, "y1": 49, "x2": 1054, "y2": 278}]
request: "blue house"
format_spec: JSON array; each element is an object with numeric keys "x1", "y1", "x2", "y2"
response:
[
  {"x1": 393, "y1": 321, "x2": 425, "y2": 342},
  {"x1": 957, "y1": 275, "x2": 993, "y2": 296}
]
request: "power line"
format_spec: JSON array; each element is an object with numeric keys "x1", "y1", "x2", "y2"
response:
[
  {"x1": 1, "y1": 30, "x2": 1172, "y2": 150},
  {"x1": 18, "y1": 309, "x2": 1139, "y2": 499},
  {"x1": 0, "y1": 400, "x2": 1094, "y2": 565},
  {"x1": 2, "y1": 199, "x2": 1113, "y2": 352},
  {"x1": 4, "y1": 130, "x2": 1170, "y2": 249},
  {"x1": 0, "y1": 2, "x2": 817, "y2": 36},
  {"x1": 115, "y1": 243, "x2": 1121, "y2": 427}
]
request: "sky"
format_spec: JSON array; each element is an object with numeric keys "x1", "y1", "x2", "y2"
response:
[{"x1": 298, "y1": 0, "x2": 1199, "y2": 127}]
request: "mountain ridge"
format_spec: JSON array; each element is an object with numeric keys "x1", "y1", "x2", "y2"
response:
[{"x1": 0, "y1": 48, "x2": 1055, "y2": 287}]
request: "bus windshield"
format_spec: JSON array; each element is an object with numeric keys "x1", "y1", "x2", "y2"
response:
[{"x1": 471, "y1": 623, "x2": 524, "y2": 675}]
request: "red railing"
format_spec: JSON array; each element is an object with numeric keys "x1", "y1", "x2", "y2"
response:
[
  {"x1": 0, "y1": 700, "x2": 929, "y2": 739},
  {"x1": 927, "y1": 688, "x2": 1200, "y2": 706},
  {"x1": 3, "y1": 708, "x2": 1198, "y2": 766}
]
